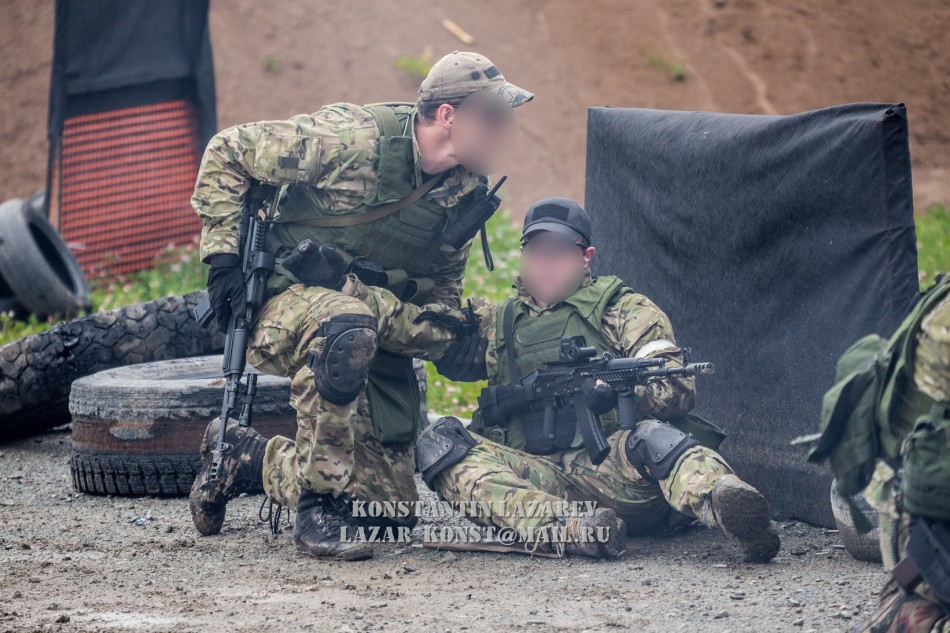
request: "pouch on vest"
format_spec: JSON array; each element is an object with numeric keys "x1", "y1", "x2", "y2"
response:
[
  {"x1": 901, "y1": 403, "x2": 950, "y2": 522},
  {"x1": 365, "y1": 350, "x2": 420, "y2": 445},
  {"x1": 807, "y1": 333, "x2": 889, "y2": 497},
  {"x1": 522, "y1": 401, "x2": 577, "y2": 454}
]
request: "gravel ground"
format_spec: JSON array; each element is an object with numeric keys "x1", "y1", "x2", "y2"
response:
[{"x1": 1, "y1": 428, "x2": 886, "y2": 633}]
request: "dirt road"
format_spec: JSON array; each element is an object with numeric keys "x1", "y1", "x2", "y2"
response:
[{"x1": 1, "y1": 428, "x2": 885, "y2": 633}]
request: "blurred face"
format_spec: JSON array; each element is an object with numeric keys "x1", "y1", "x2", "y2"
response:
[
  {"x1": 519, "y1": 231, "x2": 595, "y2": 307},
  {"x1": 449, "y1": 91, "x2": 517, "y2": 176}
]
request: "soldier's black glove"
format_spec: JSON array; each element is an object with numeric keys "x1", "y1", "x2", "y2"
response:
[
  {"x1": 476, "y1": 384, "x2": 528, "y2": 428},
  {"x1": 582, "y1": 378, "x2": 618, "y2": 416},
  {"x1": 206, "y1": 253, "x2": 245, "y2": 330},
  {"x1": 282, "y1": 240, "x2": 347, "y2": 290},
  {"x1": 414, "y1": 299, "x2": 480, "y2": 337},
  {"x1": 434, "y1": 333, "x2": 489, "y2": 382}
]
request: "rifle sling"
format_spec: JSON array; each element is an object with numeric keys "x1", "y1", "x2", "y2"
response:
[
  {"x1": 503, "y1": 298, "x2": 520, "y2": 386},
  {"x1": 273, "y1": 173, "x2": 445, "y2": 228}
]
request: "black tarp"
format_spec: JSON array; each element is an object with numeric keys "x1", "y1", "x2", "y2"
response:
[
  {"x1": 585, "y1": 103, "x2": 919, "y2": 526},
  {"x1": 47, "y1": 0, "x2": 216, "y2": 188}
]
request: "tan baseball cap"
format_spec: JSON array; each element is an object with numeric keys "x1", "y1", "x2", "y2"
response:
[{"x1": 419, "y1": 51, "x2": 534, "y2": 107}]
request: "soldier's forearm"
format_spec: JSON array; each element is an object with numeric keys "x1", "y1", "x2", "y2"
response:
[{"x1": 344, "y1": 275, "x2": 459, "y2": 360}]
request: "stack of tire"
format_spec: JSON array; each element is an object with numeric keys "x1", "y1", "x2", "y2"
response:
[
  {"x1": 69, "y1": 356, "x2": 297, "y2": 496},
  {"x1": 0, "y1": 194, "x2": 91, "y2": 319}
]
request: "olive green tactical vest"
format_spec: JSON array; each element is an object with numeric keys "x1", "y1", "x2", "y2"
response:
[
  {"x1": 263, "y1": 103, "x2": 479, "y2": 445},
  {"x1": 267, "y1": 103, "x2": 479, "y2": 305},
  {"x1": 482, "y1": 275, "x2": 630, "y2": 451}
]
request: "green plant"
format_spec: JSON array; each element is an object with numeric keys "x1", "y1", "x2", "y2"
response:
[
  {"x1": 0, "y1": 239, "x2": 205, "y2": 346},
  {"x1": 647, "y1": 53, "x2": 687, "y2": 81},
  {"x1": 393, "y1": 46, "x2": 434, "y2": 82},
  {"x1": 263, "y1": 55, "x2": 283, "y2": 74},
  {"x1": 916, "y1": 202, "x2": 950, "y2": 289}
]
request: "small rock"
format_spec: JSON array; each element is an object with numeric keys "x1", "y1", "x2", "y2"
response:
[
  {"x1": 163, "y1": 525, "x2": 174, "y2": 534},
  {"x1": 714, "y1": 610, "x2": 729, "y2": 619},
  {"x1": 55, "y1": 614, "x2": 70, "y2": 624},
  {"x1": 641, "y1": 579, "x2": 652, "y2": 586},
  {"x1": 403, "y1": 566, "x2": 416, "y2": 573}
]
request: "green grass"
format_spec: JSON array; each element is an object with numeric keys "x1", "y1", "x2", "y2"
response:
[
  {"x1": 0, "y1": 240, "x2": 206, "y2": 345},
  {"x1": 1, "y1": 205, "x2": 947, "y2": 418},
  {"x1": 916, "y1": 203, "x2": 950, "y2": 290}
]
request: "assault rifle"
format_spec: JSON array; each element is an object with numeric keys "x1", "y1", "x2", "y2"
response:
[
  {"x1": 193, "y1": 181, "x2": 277, "y2": 481},
  {"x1": 524, "y1": 335, "x2": 714, "y2": 465}
]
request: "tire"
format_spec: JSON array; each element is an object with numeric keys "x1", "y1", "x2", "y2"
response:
[
  {"x1": 69, "y1": 356, "x2": 296, "y2": 496},
  {"x1": 830, "y1": 479, "x2": 882, "y2": 563},
  {"x1": 0, "y1": 291, "x2": 224, "y2": 439},
  {"x1": 0, "y1": 197, "x2": 91, "y2": 317}
]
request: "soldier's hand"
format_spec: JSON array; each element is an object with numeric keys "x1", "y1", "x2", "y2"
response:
[
  {"x1": 282, "y1": 240, "x2": 347, "y2": 290},
  {"x1": 206, "y1": 254, "x2": 246, "y2": 330},
  {"x1": 476, "y1": 384, "x2": 528, "y2": 428},
  {"x1": 434, "y1": 333, "x2": 488, "y2": 382},
  {"x1": 582, "y1": 378, "x2": 618, "y2": 416}
]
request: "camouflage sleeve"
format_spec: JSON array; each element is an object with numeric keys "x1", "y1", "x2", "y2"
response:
[
  {"x1": 602, "y1": 293, "x2": 696, "y2": 419},
  {"x1": 914, "y1": 292, "x2": 950, "y2": 403},
  {"x1": 425, "y1": 239, "x2": 474, "y2": 309},
  {"x1": 192, "y1": 105, "x2": 373, "y2": 262},
  {"x1": 346, "y1": 274, "x2": 495, "y2": 361}
]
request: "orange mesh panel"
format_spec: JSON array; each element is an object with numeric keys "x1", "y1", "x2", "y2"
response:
[{"x1": 49, "y1": 100, "x2": 202, "y2": 279}]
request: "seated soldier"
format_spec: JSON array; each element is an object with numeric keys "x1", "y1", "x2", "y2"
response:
[{"x1": 338, "y1": 197, "x2": 781, "y2": 561}]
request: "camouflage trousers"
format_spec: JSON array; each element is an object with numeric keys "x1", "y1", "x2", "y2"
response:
[
  {"x1": 433, "y1": 427, "x2": 733, "y2": 535},
  {"x1": 246, "y1": 283, "x2": 419, "y2": 510},
  {"x1": 862, "y1": 462, "x2": 950, "y2": 633}
]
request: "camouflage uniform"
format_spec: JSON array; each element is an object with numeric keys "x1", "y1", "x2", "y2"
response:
[
  {"x1": 193, "y1": 102, "x2": 480, "y2": 512},
  {"x1": 347, "y1": 271, "x2": 739, "y2": 535},
  {"x1": 861, "y1": 292, "x2": 950, "y2": 633}
]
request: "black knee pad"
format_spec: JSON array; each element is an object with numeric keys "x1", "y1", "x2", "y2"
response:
[
  {"x1": 624, "y1": 419, "x2": 700, "y2": 482},
  {"x1": 308, "y1": 313, "x2": 378, "y2": 405},
  {"x1": 415, "y1": 416, "x2": 477, "y2": 490}
]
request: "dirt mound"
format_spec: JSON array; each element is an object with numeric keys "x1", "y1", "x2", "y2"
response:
[{"x1": 1, "y1": 0, "x2": 947, "y2": 217}]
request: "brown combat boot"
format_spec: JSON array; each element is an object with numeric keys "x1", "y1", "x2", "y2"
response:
[
  {"x1": 710, "y1": 475, "x2": 781, "y2": 563},
  {"x1": 560, "y1": 507, "x2": 628, "y2": 559},
  {"x1": 293, "y1": 489, "x2": 374, "y2": 561},
  {"x1": 189, "y1": 417, "x2": 266, "y2": 536}
]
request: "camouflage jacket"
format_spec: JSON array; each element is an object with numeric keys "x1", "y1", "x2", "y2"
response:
[
  {"x1": 191, "y1": 103, "x2": 481, "y2": 306},
  {"x1": 349, "y1": 270, "x2": 696, "y2": 420}
]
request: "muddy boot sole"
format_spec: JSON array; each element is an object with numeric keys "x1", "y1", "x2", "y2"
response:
[
  {"x1": 712, "y1": 476, "x2": 781, "y2": 563},
  {"x1": 189, "y1": 418, "x2": 226, "y2": 536},
  {"x1": 294, "y1": 536, "x2": 373, "y2": 561}
]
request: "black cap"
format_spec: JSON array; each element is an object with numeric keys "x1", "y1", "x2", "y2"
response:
[{"x1": 521, "y1": 197, "x2": 592, "y2": 246}]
